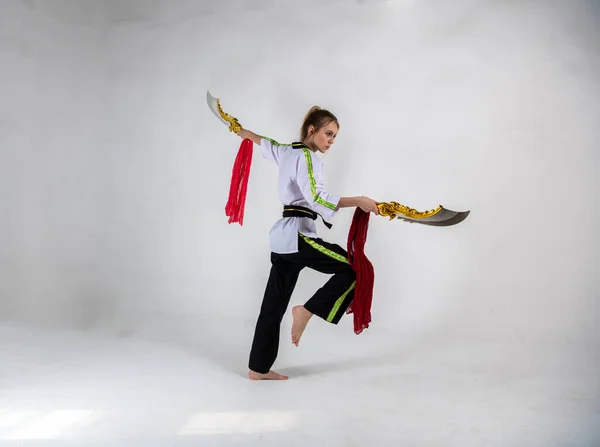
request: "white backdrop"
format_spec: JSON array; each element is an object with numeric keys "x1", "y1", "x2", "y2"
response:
[
  {"x1": 0, "y1": 0, "x2": 108, "y2": 326},
  {"x1": 1, "y1": 0, "x2": 599, "y2": 361}
]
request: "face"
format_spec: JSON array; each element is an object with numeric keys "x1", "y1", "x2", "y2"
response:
[{"x1": 308, "y1": 121, "x2": 338, "y2": 153}]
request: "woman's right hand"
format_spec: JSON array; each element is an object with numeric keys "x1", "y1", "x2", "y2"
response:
[{"x1": 357, "y1": 196, "x2": 380, "y2": 215}]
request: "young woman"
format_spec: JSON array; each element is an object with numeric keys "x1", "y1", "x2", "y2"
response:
[{"x1": 236, "y1": 106, "x2": 379, "y2": 381}]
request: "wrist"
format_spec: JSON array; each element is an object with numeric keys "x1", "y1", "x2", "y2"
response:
[{"x1": 339, "y1": 196, "x2": 362, "y2": 208}]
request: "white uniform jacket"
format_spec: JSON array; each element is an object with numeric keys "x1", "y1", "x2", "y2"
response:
[{"x1": 259, "y1": 136, "x2": 341, "y2": 254}]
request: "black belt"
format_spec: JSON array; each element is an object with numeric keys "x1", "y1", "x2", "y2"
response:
[{"x1": 283, "y1": 205, "x2": 332, "y2": 229}]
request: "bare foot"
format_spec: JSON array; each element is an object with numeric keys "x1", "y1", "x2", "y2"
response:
[
  {"x1": 248, "y1": 370, "x2": 289, "y2": 380},
  {"x1": 291, "y1": 305, "x2": 313, "y2": 346}
]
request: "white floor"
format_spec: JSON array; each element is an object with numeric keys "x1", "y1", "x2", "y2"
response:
[{"x1": 0, "y1": 321, "x2": 598, "y2": 446}]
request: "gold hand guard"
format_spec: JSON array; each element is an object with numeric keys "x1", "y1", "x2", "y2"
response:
[{"x1": 215, "y1": 98, "x2": 242, "y2": 134}]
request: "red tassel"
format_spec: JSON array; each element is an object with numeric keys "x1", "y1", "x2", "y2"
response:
[
  {"x1": 346, "y1": 208, "x2": 374, "y2": 334},
  {"x1": 225, "y1": 138, "x2": 254, "y2": 225}
]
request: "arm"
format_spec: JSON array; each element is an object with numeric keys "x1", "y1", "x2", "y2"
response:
[
  {"x1": 295, "y1": 152, "x2": 381, "y2": 218},
  {"x1": 236, "y1": 128, "x2": 262, "y2": 145},
  {"x1": 337, "y1": 196, "x2": 380, "y2": 214},
  {"x1": 236, "y1": 128, "x2": 289, "y2": 164},
  {"x1": 337, "y1": 197, "x2": 361, "y2": 210}
]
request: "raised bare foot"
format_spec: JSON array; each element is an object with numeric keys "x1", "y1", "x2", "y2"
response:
[
  {"x1": 248, "y1": 370, "x2": 289, "y2": 380},
  {"x1": 291, "y1": 305, "x2": 313, "y2": 346}
]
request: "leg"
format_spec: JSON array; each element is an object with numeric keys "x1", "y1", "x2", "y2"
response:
[
  {"x1": 248, "y1": 253, "x2": 301, "y2": 378},
  {"x1": 291, "y1": 234, "x2": 357, "y2": 345},
  {"x1": 304, "y1": 269, "x2": 355, "y2": 324}
]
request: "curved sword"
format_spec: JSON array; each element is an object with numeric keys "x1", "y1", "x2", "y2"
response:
[{"x1": 377, "y1": 202, "x2": 470, "y2": 226}]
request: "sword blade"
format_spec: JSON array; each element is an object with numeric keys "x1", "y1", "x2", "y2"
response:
[{"x1": 396, "y1": 208, "x2": 470, "y2": 226}]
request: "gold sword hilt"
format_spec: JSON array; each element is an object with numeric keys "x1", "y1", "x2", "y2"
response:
[{"x1": 377, "y1": 202, "x2": 442, "y2": 220}]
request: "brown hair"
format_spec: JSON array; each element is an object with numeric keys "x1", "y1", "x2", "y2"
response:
[{"x1": 300, "y1": 106, "x2": 339, "y2": 142}]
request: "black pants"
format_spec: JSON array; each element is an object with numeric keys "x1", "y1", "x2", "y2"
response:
[{"x1": 248, "y1": 233, "x2": 356, "y2": 373}]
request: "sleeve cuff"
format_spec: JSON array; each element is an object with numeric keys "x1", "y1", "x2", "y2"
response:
[{"x1": 317, "y1": 194, "x2": 340, "y2": 221}]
